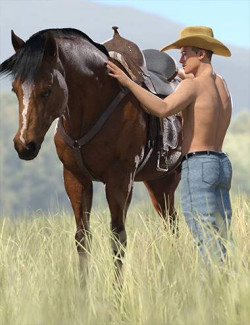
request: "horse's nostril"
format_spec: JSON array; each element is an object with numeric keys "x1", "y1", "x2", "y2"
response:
[
  {"x1": 26, "y1": 142, "x2": 37, "y2": 153},
  {"x1": 15, "y1": 141, "x2": 39, "y2": 160}
]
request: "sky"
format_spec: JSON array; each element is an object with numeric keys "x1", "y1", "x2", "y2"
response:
[{"x1": 91, "y1": 0, "x2": 250, "y2": 48}]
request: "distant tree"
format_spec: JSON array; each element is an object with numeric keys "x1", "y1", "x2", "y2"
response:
[{"x1": 229, "y1": 110, "x2": 250, "y2": 134}]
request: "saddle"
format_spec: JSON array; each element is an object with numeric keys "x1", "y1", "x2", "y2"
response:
[
  {"x1": 104, "y1": 26, "x2": 155, "y2": 93},
  {"x1": 103, "y1": 27, "x2": 182, "y2": 172},
  {"x1": 104, "y1": 26, "x2": 179, "y2": 97},
  {"x1": 142, "y1": 49, "x2": 179, "y2": 97}
]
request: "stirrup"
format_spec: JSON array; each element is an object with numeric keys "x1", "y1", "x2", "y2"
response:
[{"x1": 156, "y1": 152, "x2": 168, "y2": 172}]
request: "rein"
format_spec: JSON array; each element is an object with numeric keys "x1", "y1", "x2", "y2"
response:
[{"x1": 57, "y1": 87, "x2": 130, "y2": 181}]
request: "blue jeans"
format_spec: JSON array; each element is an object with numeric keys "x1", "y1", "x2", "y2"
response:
[{"x1": 181, "y1": 152, "x2": 233, "y2": 261}]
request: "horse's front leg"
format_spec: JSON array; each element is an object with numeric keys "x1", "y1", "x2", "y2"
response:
[
  {"x1": 105, "y1": 169, "x2": 134, "y2": 281},
  {"x1": 63, "y1": 167, "x2": 93, "y2": 283}
]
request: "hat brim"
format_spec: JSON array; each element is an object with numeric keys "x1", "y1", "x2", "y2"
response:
[{"x1": 160, "y1": 35, "x2": 231, "y2": 57}]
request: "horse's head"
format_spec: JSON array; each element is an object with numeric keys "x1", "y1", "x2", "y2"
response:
[{"x1": 1, "y1": 31, "x2": 68, "y2": 160}]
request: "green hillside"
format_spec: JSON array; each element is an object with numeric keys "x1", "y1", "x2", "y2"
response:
[{"x1": 0, "y1": 92, "x2": 249, "y2": 216}]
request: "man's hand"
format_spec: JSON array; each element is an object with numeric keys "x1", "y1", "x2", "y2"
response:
[
  {"x1": 177, "y1": 68, "x2": 194, "y2": 80},
  {"x1": 106, "y1": 61, "x2": 132, "y2": 88}
]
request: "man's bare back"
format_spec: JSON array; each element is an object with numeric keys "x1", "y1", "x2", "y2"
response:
[{"x1": 181, "y1": 72, "x2": 232, "y2": 155}]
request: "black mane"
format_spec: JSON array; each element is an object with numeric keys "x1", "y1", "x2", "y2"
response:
[{"x1": 0, "y1": 28, "x2": 109, "y2": 82}]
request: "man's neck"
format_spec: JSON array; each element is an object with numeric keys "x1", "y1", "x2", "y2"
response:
[{"x1": 194, "y1": 62, "x2": 213, "y2": 78}]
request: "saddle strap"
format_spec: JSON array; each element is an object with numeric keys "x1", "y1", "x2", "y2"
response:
[
  {"x1": 136, "y1": 147, "x2": 154, "y2": 175},
  {"x1": 57, "y1": 87, "x2": 130, "y2": 181},
  {"x1": 73, "y1": 146, "x2": 97, "y2": 180}
]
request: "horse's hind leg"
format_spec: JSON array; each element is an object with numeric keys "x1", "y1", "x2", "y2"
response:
[
  {"x1": 144, "y1": 169, "x2": 181, "y2": 231},
  {"x1": 105, "y1": 172, "x2": 134, "y2": 280},
  {"x1": 63, "y1": 167, "x2": 93, "y2": 282}
]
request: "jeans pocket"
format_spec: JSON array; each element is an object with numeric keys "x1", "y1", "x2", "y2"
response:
[
  {"x1": 202, "y1": 161, "x2": 220, "y2": 185},
  {"x1": 222, "y1": 159, "x2": 232, "y2": 189}
]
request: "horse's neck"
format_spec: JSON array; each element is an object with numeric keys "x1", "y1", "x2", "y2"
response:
[{"x1": 59, "y1": 39, "x2": 120, "y2": 139}]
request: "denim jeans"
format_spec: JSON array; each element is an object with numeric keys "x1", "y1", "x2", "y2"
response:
[{"x1": 181, "y1": 152, "x2": 233, "y2": 261}]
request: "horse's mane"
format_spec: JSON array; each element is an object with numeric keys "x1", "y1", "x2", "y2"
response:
[{"x1": 0, "y1": 28, "x2": 109, "y2": 82}]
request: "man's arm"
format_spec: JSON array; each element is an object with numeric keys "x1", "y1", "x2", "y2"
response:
[{"x1": 107, "y1": 61, "x2": 196, "y2": 117}]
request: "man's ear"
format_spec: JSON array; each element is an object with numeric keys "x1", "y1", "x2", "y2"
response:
[
  {"x1": 11, "y1": 30, "x2": 25, "y2": 52},
  {"x1": 199, "y1": 49, "x2": 207, "y2": 60}
]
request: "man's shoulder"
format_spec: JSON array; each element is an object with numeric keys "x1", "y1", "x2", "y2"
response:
[
  {"x1": 177, "y1": 78, "x2": 197, "y2": 94},
  {"x1": 172, "y1": 77, "x2": 197, "y2": 104},
  {"x1": 215, "y1": 73, "x2": 224, "y2": 82},
  {"x1": 178, "y1": 77, "x2": 196, "y2": 87},
  {"x1": 215, "y1": 73, "x2": 229, "y2": 86},
  {"x1": 214, "y1": 73, "x2": 231, "y2": 100}
]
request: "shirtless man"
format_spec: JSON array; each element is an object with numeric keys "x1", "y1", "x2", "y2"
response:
[{"x1": 107, "y1": 26, "x2": 233, "y2": 260}]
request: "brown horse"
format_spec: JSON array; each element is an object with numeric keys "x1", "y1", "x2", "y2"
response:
[{"x1": 0, "y1": 28, "x2": 181, "y2": 277}]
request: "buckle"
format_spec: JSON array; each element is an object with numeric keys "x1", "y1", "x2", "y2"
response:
[{"x1": 73, "y1": 140, "x2": 81, "y2": 149}]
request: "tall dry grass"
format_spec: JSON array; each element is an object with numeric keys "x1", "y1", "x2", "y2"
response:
[{"x1": 0, "y1": 195, "x2": 249, "y2": 325}]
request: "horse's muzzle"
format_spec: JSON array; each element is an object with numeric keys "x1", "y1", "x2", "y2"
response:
[{"x1": 14, "y1": 141, "x2": 39, "y2": 160}]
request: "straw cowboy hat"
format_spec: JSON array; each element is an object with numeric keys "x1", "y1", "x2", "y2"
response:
[{"x1": 161, "y1": 26, "x2": 231, "y2": 57}]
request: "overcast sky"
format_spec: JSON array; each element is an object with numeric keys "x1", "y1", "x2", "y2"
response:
[{"x1": 91, "y1": 0, "x2": 250, "y2": 49}]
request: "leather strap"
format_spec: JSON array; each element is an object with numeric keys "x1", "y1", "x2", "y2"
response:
[
  {"x1": 57, "y1": 88, "x2": 130, "y2": 181},
  {"x1": 136, "y1": 147, "x2": 154, "y2": 175}
]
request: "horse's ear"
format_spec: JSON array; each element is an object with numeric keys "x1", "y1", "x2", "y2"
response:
[
  {"x1": 44, "y1": 34, "x2": 58, "y2": 62},
  {"x1": 11, "y1": 30, "x2": 25, "y2": 52}
]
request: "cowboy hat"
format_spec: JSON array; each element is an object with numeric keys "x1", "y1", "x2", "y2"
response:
[{"x1": 160, "y1": 26, "x2": 231, "y2": 57}]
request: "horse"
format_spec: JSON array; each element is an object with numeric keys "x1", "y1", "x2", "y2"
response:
[{"x1": 0, "y1": 28, "x2": 182, "y2": 278}]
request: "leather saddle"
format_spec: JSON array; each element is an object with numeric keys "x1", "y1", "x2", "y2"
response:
[
  {"x1": 103, "y1": 26, "x2": 182, "y2": 172},
  {"x1": 103, "y1": 26, "x2": 179, "y2": 97},
  {"x1": 143, "y1": 49, "x2": 180, "y2": 97}
]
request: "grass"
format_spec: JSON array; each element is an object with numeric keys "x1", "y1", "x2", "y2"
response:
[{"x1": 0, "y1": 195, "x2": 250, "y2": 325}]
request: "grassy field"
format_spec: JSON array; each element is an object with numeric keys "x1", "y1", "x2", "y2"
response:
[{"x1": 0, "y1": 195, "x2": 249, "y2": 325}]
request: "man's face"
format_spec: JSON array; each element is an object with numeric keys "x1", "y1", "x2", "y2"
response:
[{"x1": 179, "y1": 46, "x2": 200, "y2": 74}]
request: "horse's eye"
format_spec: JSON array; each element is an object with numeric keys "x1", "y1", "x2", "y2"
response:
[{"x1": 41, "y1": 89, "x2": 52, "y2": 98}]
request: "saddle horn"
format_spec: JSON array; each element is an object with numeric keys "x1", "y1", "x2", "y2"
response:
[{"x1": 112, "y1": 26, "x2": 119, "y2": 35}]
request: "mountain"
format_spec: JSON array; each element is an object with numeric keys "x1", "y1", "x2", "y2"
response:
[{"x1": 0, "y1": 0, "x2": 249, "y2": 113}]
